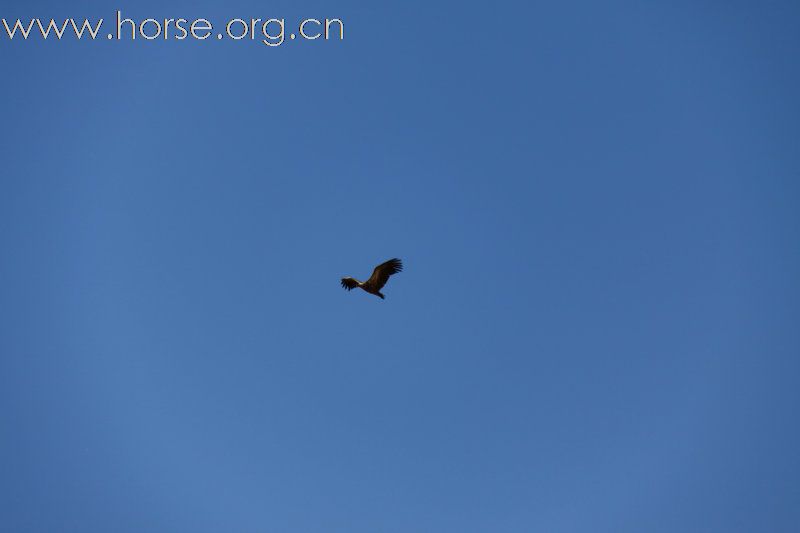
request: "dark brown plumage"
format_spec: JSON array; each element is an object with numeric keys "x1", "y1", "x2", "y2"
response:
[{"x1": 341, "y1": 258, "x2": 403, "y2": 299}]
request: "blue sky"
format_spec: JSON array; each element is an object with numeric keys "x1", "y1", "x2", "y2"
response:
[{"x1": 1, "y1": 1, "x2": 799, "y2": 531}]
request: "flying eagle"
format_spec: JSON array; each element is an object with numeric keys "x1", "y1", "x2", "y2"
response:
[{"x1": 341, "y1": 258, "x2": 403, "y2": 299}]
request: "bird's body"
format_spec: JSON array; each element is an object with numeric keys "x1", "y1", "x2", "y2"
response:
[{"x1": 341, "y1": 258, "x2": 403, "y2": 299}]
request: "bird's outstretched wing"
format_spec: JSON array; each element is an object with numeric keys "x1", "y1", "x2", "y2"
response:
[
  {"x1": 365, "y1": 258, "x2": 403, "y2": 290},
  {"x1": 341, "y1": 277, "x2": 360, "y2": 291}
]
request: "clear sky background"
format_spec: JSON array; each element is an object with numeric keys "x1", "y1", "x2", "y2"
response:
[{"x1": 1, "y1": 1, "x2": 798, "y2": 532}]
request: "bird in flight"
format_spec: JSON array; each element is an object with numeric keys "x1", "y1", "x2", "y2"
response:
[{"x1": 341, "y1": 258, "x2": 403, "y2": 300}]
